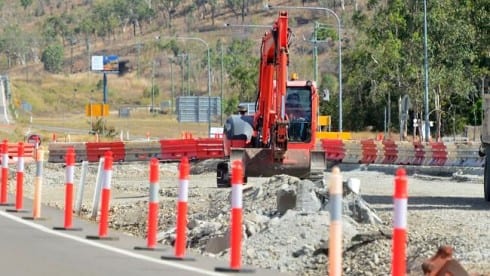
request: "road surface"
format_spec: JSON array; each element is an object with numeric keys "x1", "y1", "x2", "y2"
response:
[{"x1": 0, "y1": 197, "x2": 277, "y2": 276}]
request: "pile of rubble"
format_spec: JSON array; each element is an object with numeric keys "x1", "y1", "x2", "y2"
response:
[{"x1": 103, "y1": 168, "x2": 389, "y2": 275}]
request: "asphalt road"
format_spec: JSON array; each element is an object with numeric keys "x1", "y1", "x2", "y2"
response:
[{"x1": 0, "y1": 197, "x2": 272, "y2": 276}]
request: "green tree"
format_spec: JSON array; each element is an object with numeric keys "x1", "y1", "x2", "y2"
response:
[
  {"x1": 0, "y1": 25, "x2": 29, "y2": 69},
  {"x1": 154, "y1": 0, "x2": 181, "y2": 28},
  {"x1": 343, "y1": 0, "x2": 486, "y2": 134},
  {"x1": 42, "y1": 15, "x2": 70, "y2": 45},
  {"x1": 224, "y1": 38, "x2": 258, "y2": 102},
  {"x1": 143, "y1": 84, "x2": 160, "y2": 98},
  {"x1": 20, "y1": 0, "x2": 33, "y2": 10},
  {"x1": 41, "y1": 43, "x2": 64, "y2": 73}
]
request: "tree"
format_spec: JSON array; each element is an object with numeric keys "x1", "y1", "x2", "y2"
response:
[
  {"x1": 154, "y1": 0, "x2": 181, "y2": 28},
  {"x1": 0, "y1": 25, "x2": 28, "y2": 69},
  {"x1": 42, "y1": 15, "x2": 70, "y2": 45},
  {"x1": 41, "y1": 43, "x2": 63, "y2": 73},
  {"x1": 224, "y1": 38, "x2": 258, "y2": 102},
  {"x1": 143, "y1": 84, "x2": 160, "y2": 98},
  {"x1": 111, "y1": 0, "x2": 155, "y2": 36},
  {"x1": 343, "y1": 0, "x2": 486, "y2": 134},
  {"x1": 20, "y1": 0, "x2": 33, "y2": 10}
]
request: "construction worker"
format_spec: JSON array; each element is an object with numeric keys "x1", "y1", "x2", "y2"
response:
[
  {"x1": 286, "y1": 93, "x2": 307, "y2": 141},
  {"x1": 285, "y1": 93, "x2": 306, "y2": 119},
  {"x1": 238, "y1": 105, "x2": 248, "y2": 116}
]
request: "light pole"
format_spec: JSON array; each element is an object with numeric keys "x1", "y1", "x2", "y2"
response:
[
  {"x1": 268, "y1": 4, "x2": 343, "y2": 133},
  {"x1": 423, "y1": 0, "x2": 430, "y2": 142},
  {"x1": 309, "y1": 22, "x2": 333, "y2": 83},
  {"x1": 173, "y1": 36, "x2": 212, "y2": 137},
  {"x1": 151, "y1": 60, "x2": 155, "y2": 113}
]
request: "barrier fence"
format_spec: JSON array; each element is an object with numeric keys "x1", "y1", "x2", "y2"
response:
[{"x1": 45, "y1": 138, "x2": 484, "y2": 168}]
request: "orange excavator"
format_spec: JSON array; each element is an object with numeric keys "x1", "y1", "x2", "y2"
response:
[{"x1": 217, "y1": 11, "x2": 325, "y2": 187}]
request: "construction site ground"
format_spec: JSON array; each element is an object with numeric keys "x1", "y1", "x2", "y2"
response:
[{"x1": 8, "y1": 160, "x2": 490, "y2": 276}]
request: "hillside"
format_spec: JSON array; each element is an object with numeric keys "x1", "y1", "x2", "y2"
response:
[{"x1": 5, "y1": 0, "x2": 352, "y2": 112}]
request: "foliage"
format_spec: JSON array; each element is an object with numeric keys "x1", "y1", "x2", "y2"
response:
[
  {"x1": 223, "y1": 38, "x2": 258, "y2": 102},
  {"x1": 223, "y1": 95, "x2": 240, "y2": 116},
  {"x1": 155, "y1": 0, "x2": 182, "y2": 28},
  {"x1": 90, "y1": 117, "x2": 116, "y2": 137},
  {"x1": 143, "y1": 84, "x2": 160, "y2": 98},
  {"x1": 0, "y1": 25, "x2": 29, "y2": 69},
  {"x1": 41, "y1": 43, "x2": 64, "y2": 73},
  {"x1": 20, "y1": 0, "x2": 33, "y2": 10},
  {"x1": 342, "y1": 0, "x2": 488, "y2": 135}
]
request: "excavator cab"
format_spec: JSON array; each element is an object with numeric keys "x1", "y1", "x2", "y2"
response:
[{"x1": 285, "y1": 88, "x2": 312, "y2": 142}]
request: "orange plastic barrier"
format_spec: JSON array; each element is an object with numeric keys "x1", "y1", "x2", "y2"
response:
[
  {"x1": 320, "y1": 139, "x2": 345, "y2": 162},
  {"x1": 195, "y1": 138, "x2": 224, "y2": 159},
  {"x1": 382, "y1": 140, "x2": 398, "y2": 164},
  {"x1": 429, "y1": 142, "x2": 447, "y2": 166},
  {"x1": 159, "y1": 139, "x2": 198, "y2": 161},
  {"x1": 5, "y1": 143, "x2": 35, "y2": 163},
  {"x1": 412, "y1": 142, "x2": 425, "y2": 165},
  {"x1": 85, "y1": 142, "x2": 126, "y2": 162},
  {"x1": 360, "y1": 139, "x2": 378, "y2": 164}
]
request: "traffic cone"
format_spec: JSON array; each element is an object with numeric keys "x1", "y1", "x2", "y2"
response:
[
  {"x1": 53, "y1": 147, "x2": 82, "y2": 231},
  {"x1": 134, "y1": 158, "x2": 164, "y2": 251},
  {"x1": 0, "y1": 140, "x2": 13, "y2": 206},
  {"x1": 23, "y1": 148, "x2": 47, "y2": 220},
  {"x1": 392, "y1": 168, "x2": 408, "y2": 276},
  {"x1": 7, "y1": 142, "x2": 28, "y2": 213},
  {"x1": 86, "y1": 151, "x2": 118, "y2": 240},
  {"x1": 161, "y1": 157, "x2": 195, "y2": 261},
  {"x1": 215, "y1": 160, "x2": 255, "y2": 273}
]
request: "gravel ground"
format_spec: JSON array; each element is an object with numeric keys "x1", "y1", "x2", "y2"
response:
[{"x1": 9, "y1": 160, "x2": 490, "y2": 275}]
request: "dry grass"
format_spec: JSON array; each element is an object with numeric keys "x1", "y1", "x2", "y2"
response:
[{"x1": 30, "y1": 112, "x2": 209, "y2": 143}]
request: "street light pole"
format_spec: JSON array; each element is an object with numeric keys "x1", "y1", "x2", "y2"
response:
[
  {"x1": 423, "y1": 0, "x2": 430, "y2": 142},
  {"x1": 268, "y1": 4, "x2": 343, "y2": 133},
  {"x1": 175, "y1": 36, "x2": 212, "y2": 137},
  {"x1": 151, "y1": 60, "x2": 155, "y2": 113}
]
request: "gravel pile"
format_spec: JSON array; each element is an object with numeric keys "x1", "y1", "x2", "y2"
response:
[{"x1": 12, "y1": 160, "x2": 490, "y2": 275}]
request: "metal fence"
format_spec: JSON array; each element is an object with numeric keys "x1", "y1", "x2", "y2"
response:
[{"x1": 176, "y1": 96, "x2": 221, "y2": 123}]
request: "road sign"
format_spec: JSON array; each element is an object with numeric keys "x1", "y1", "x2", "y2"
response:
[
  {"x1": 319, "y1": 115, "x2": 331, "y2": 127},
  {"x1": 86, "y1": 103, "x2": 109, "y2": 117}
]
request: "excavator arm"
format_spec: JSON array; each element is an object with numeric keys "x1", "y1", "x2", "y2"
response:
[{"x1": 254, "y1": 11, "x2": 290, "y2": 157}]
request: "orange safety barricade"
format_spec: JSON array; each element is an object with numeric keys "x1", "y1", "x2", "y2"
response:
[
  {"x1": 85, "y1": 142, "x2": 125, "y2": 162},
  {"x1": 360, "y1": 139, "x2": 378, "y2": 164},
  {"x1": 320, "y1": 139, "x2": 345, "y2": 162},
  {"x1": 159, "y1": 139, "x2": 198, "y2": 161},
  {"x1": 195, "y1": 138, "x2": 224, "y2": 159},
  {"x1": 382, "y1": 140, "x2": 398, "y2": 164},
  {"x1": 429, "y1": 142, "x2": 447, "y2": 166},
  {"x1": 412, "y1": 142, "x2": 425, "y2": 165},
  {"x1": 5, "y1": 143, "x2": 35, "y2": 164}
]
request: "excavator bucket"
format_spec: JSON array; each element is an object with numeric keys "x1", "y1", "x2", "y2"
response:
[
  {"x1": 216, "y1": 147, "x2": 325, "y2": 188},
  {"x1": 240, "y1": 148, "x2": 325, "y2": 179}
]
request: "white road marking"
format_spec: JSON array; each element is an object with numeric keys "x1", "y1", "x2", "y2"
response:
[{"x1": 0, "y1": 211, "x2": 225, "y2": 276}]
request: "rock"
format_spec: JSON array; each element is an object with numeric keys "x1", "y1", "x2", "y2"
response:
[
  {"x1": 295, "y1": 180, "x2": 321, "y2": 213},
  {"x1": 205, "y1": 232, "x2": 230, "y2": 254},
  {"x1": 276, "y1": 184, "x2": 296, "y2": 214}
]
